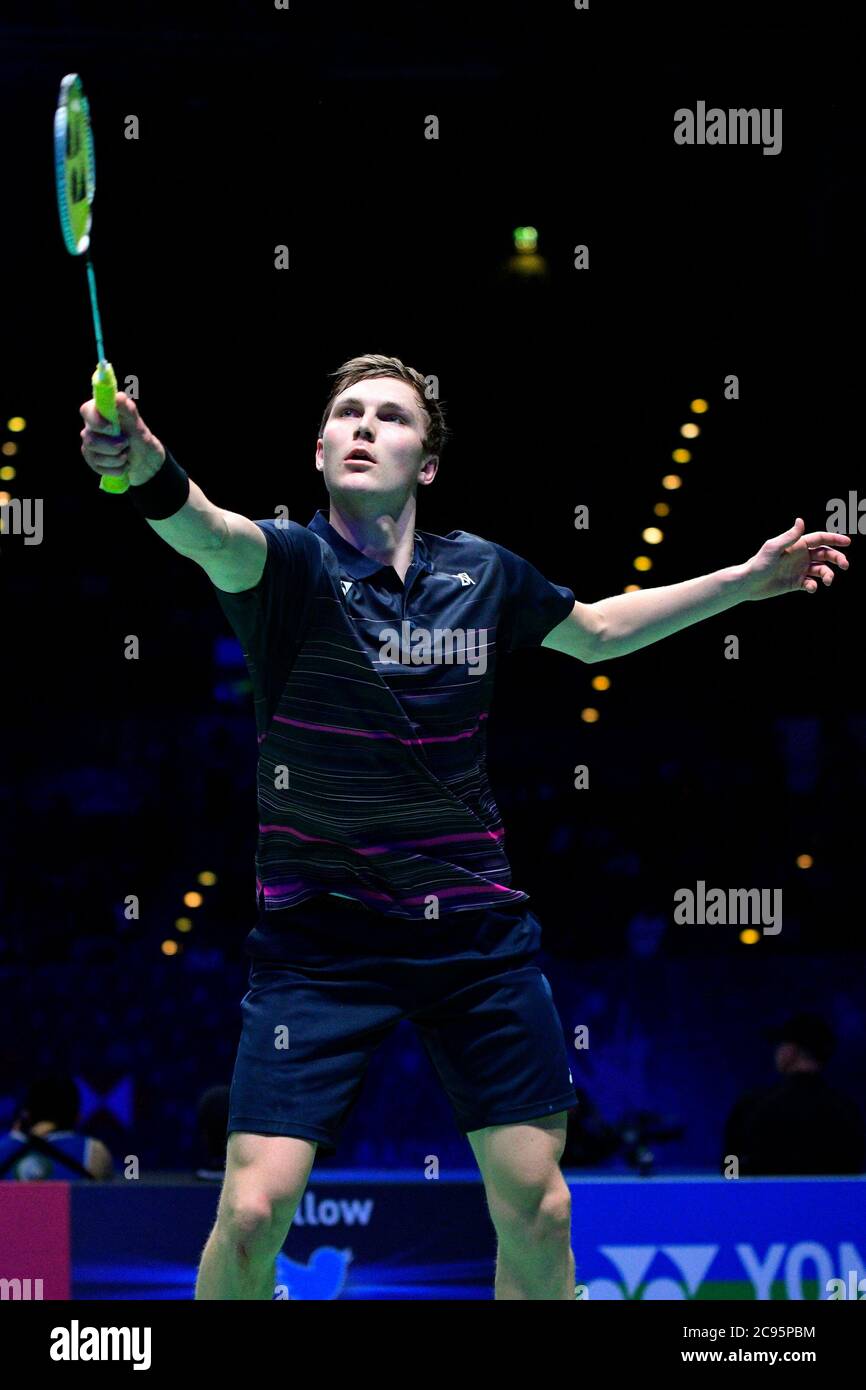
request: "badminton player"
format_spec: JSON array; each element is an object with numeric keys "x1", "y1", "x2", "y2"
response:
[{"x1": 79, "y1": 353, "x2": 850, "y2": 1300}]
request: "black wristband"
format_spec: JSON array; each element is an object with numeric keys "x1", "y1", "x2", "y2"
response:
[{"x1": 127, "y1": 449, "x2": 191, "y2": 520}]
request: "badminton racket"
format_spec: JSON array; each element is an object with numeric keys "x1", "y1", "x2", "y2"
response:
[{"x1": 54, "y1": 72, "x2": 127, "y2": 494}]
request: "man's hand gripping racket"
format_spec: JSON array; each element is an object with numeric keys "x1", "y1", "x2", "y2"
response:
[{"x1": 79, "y1": 392, "x2": 165, "y2": 488}]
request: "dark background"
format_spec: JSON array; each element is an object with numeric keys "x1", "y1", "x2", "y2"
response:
[{"x1": 0, "y1": 1, "x2": 863, "y2": 1170}]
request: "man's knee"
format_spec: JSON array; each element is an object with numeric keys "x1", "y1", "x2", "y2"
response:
[
  {"x1": 215, "y1": 1133, "x2": 315, "y2": 1262},
  {"x1": 219, "y1": 1194, "x2": 294, "y2": 1261},
  {"x1": 491, "y1": 1175, "x2": 572, "y2": 1241},
  {"x1": 540, "y1": 1180, "x2": 572, "y2": 1235}
]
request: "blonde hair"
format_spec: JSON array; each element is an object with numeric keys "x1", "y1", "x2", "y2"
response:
[{"x1": 318, "y1": 354, "x2": 449, "y2": 459}]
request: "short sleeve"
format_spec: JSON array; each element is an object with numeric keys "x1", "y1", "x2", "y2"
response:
[
  {"x1": 212, "y1": 519, "x2": 321, "y2": 734},
  {"x1": 491, "y1": 541, "x2": 575, "y2": 653}
]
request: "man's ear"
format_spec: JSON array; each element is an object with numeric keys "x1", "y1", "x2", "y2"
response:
[
  {"x1": 418, "y1": 453, "x2": 439, "y2": 486},
  {"x1": 315, "y1": 438, "x2": 324, "y2": 472}
]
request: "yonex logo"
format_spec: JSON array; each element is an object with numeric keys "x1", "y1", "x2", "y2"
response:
[
  {"x1": 590, "y1": 1242, "x2": 865, "y2": 1300},
  {"x1": 432, "y1": 570, "x2": 475, "y2": 586},
  {"x1": 595, "y1": 1244, "x2": 718, "y2": 1299},
  {"x1": 340, "y1": 579, "x2": 353, "y2": 596}
]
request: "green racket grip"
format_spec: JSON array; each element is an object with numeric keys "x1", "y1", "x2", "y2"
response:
[{"x1": 93, "y1": 362, "x2": 129, "y2": 495}]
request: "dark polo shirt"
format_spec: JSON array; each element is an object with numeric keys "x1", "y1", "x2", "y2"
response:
[{"x1": 215, "y1": 509, "x2": 574, "y2": 954}]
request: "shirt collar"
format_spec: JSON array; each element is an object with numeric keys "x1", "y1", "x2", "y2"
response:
[{"x1": 307, "y1": 508, "x2": 433, "y2": 578}]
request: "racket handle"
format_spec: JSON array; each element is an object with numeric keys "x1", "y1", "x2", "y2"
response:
[{"x1": 93, "y1": 361, "x2": 129, "y2": 495}]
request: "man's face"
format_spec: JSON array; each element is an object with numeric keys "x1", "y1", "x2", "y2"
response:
[{"x1": 315, "y1": 377, "x2": 438, "y2": 509}]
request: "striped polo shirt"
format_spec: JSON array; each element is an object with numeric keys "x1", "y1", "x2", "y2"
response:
[{"x1": 214, "y1": 508, "x2": 575, "y2": 922}]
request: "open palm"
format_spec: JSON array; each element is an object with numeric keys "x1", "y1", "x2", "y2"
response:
[{"x1": 745, "y1": 518, "x2": 852, "y2": 599}]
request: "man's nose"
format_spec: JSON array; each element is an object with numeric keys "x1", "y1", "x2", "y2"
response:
[{"x1": 354, "y1": 418, "x2": 375, "y2": 438}]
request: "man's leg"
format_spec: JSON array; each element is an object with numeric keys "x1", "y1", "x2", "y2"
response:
[
  {"x1": 195, "y1": 1132, "x2": 318, "y2": 1300},
  {"x1": 468, "y1": 1111, "x2": 574, "y2": 1300}
]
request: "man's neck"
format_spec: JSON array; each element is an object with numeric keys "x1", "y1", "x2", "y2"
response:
[{"x1": 327, "y1": 503, "x2": 416, "y2": 584}]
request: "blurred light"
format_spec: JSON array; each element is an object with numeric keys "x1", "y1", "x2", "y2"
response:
[
  {"x1": 513, "y1": 225, "x2": 538, "y2": 254},
  {"x1": 796, "y1": 853, "x2": 813, "y2": 869},
  {"x1": 197, "y1": 870, "x2": 218, "y2": 886},
  {"x1": 642, "y1": 527, "x2": 664, "y2": 544},
  {"x1": 739, "y1": 928, "x2": 760, "y2": 945},
  {"x1": 214, "y1": 635, "x2": 244, "y2": 669},
  {"x1": 161, "y1": 940, "x2": 180, "y2": 956},
  {"x1": 0, "y1": 491, "x2": 10, "y2": 504},
  {"x1": 623, "y1": 583, "x2": 641, "y2": 592},
  {"x1": 654, "y1": 502, "x2": 670, "y2": 516},
  {"x1": 672, "y1": 448, "x2": 691, "y2": 464},
  {"x1": 507, "y1": 252, "x2": 547, "y2": 277},
  {"x1": 580, "y1": 707, "x2": 600, "y2": 723},
  {"x1": 213, "y1": 677, "x2": 253, "y2": 704},
  {"x1": 591, "y1": 674, "x2": 611, "y2": 691},
  {"x1": 0, "y1": 466, "x2": 16, "y2": 481},
  {"x1": 6, "y1": 417, "x2": 26, "y2": 433},
  {"x1": 633, "y1": 555, "x2": 652, "y2": 572},
  {"x1": 662, "y1": 474, "x2": 682, "y2": 490},
  {"x1": 690, "y1": 399, "x2": 709, "y2": 414},
  {"x1": 175, "y1": 917, "x2": 193, "y2": 933},
  {"x1": 681, "y1": 423, "x2": 700, "y2": 438},
  {"x1": 1, "y1": 441, "x2": 18, "y2": 456},
  {"x1": 183, "y1": 891, "x2": 203, "y2": 909}
]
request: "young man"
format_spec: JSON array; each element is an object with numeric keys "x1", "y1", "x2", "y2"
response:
[{"x1": 80, "y1": 353, "x2": 850, "y2": 1300}]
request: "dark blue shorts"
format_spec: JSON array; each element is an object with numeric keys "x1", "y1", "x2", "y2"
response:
[{"x1": 227, "y1": 896, "x2": 579, "y2": 1156}]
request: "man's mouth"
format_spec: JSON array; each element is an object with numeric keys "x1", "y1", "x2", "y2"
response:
[{"x1": 345, "y1": 448, "x2": 376, "y2": 463}]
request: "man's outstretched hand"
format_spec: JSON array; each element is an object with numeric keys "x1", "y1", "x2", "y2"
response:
[{"x1": 743, "y1": 518, "x2": 852, "y2": 599}]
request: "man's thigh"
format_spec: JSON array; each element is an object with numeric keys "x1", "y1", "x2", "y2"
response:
[
  {"x1": 413, "y1": 962, "x2": 578, "y2": 1139},
  {"x1": 228, "y1": 961, "x2": 405, "y2": 1158}
]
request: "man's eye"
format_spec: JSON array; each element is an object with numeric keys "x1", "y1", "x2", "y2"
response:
[{"x1": 339, "y1": 407, "x2": 404, "y2": 422}]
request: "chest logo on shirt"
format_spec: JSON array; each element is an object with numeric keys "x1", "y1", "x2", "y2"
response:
[{"x1": 340, "y1": 580, "x2": 353, "y2": 596}]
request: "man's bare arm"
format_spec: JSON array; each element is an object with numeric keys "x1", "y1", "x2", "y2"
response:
[
  {"x1": 541, "y1": 599, "x2": 603, "y2": 662},
  {"x1": 80, "y1": 392, "x2": 267, "y2": 592},
  {"x1": 542, "y1": 570, "x2": 747, "y2": 663},
  {"x1": 146, "y1": 486, "x2": 267, "y2": 592},
  {"x1": 542, "y1": 517, "x2": 852, "y2": 663},
  {"x1": 173, "y1": 500, "x2": 271, "y2": 592}
]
